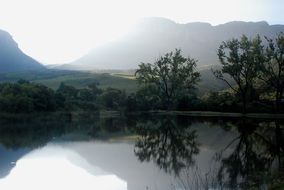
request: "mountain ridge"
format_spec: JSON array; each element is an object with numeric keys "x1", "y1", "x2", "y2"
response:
[
  {"x1": 59, "y1": 18, "x2": 284, "y2": 70},
  {"x1": 0, "y1": 29, "x2": 45, "y2": 73}
]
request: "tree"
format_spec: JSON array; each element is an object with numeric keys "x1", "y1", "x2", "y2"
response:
[
  {"x1": 87, "y1": 82, "x2": 102, "y2": 98},
  {"x1": 213, "y1": 35, "x2": 264, "y2": 113},
  {"x1": 56, "y1": 82, "x2": 78, "y2": 99},
  {"x1": 135, "y1": 49, "x2": 200, "y2": 110},
  {"x1": 99, "y1": 88, "x2": 126, "y2": 110},
  {"x1": 259, "y1": 33, "x2": 284, "y2": 113},
  {"x1": 201, "y1": 91, "x2": 238, "y2": 112}
]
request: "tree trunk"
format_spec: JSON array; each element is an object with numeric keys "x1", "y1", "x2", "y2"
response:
[
  {"x1": 275, "y1": 88, "x2": 283, "y2": 113},
  {"x1": 242, "y1": 94, "x2": 247, "y2": 114}
]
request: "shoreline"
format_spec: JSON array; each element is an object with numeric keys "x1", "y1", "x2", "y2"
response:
[
  {"x1": 147, "y1": 111, "x2": 284, "y2": 119},
  {"x1": 0, "y1": 110, "x2": 283, "y2": 119}
]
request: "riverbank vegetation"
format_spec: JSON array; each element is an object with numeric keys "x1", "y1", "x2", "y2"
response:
[{"x1": 0, "y1": 34, "x2": 283, "y2": 114}]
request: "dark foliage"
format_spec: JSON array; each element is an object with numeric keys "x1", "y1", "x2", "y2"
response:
[{"x1": 0, "y1": 80, "x2": 56, "y2": 113}]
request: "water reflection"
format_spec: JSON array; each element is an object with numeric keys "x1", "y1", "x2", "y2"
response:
[
  {"x1": 134, "y1": 117, "x2": 199, "y2": 175},
  {"x1": 133, "y1": 117, "x2": 284, "y2": 189},
  {"x1": 0, "y1": 113, "x2": 283, "y2": 190},
  {"x1": 0, "y1": 144, "x2": 127, "y2": 190},
  {"x1": 216, "y1": 119, "x2": 284, "y2": 189}
]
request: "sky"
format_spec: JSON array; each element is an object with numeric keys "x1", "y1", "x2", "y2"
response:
[{"x1": 0, "y1": 0, "x2": 283, "y2": 65}]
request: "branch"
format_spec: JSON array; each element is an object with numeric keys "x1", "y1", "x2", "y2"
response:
[
  {"x1": 218, "y1": 76, "x2": 238, "y2": 93},
  {"x1": 212, "y1": 69, "x2": 238, "y2": 93}
]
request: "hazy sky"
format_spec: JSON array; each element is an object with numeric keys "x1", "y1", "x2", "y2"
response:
[{"x1": 0, "y1": 0, "x2": 283, "y2": 65}]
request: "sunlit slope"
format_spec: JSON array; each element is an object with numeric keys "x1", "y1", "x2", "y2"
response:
[
  {"x1": 0, "y1": 68, "x2": 230, "y2": 95},
  {"x1": 34, "y1": 72, "x2": 138, "y2": 93},
  {"x1": 60, "y1": 18, "x2": 284, "y2": 70}
]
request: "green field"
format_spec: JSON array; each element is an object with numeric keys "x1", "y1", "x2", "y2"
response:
[
  {"x1": 0, "y1": 68, "x2": 229, "y2": 95},
  {"x1": 35, "y1": 72, "x2": 138, "y2": 93},
  {"x1": 0, "y1": 70, "x2": 138, "y2": 93}
]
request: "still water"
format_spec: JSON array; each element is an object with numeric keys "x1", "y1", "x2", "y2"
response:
[{"x1": 0, "y1": 113, "x2": 283, "y2": 190}]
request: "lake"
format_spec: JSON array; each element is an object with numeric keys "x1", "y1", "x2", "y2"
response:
[{"x1": 0, "y1": 113, "x2": 283, "y2": 190}]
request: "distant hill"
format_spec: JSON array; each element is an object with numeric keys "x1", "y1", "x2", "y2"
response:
[
  {"x1": 0, "y1": 29, "x2": 45, "y2": 73},
  {"x1": 59, "y1": 18, "x2": 284, "y2": 70}
]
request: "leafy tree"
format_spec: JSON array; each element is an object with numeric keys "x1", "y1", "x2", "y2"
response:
[
  {"x1": 135, "y1": 85, "x2": 161, "y2": 110},
  {"x1": 135, "y1": 49, "x2": 200, "y2": 110},
  {"x1": 176, "y1": 94, "x2": 201, "y2": 111},
  {"x1": 213, "y1": 35, "x2": 264, "y2": 113},
  {"x1": 56, "y1": 82, "x2": 78, "y2": 99},
  {"x1": 0, "y1": 81, "x2": 56, "y2": 113},
  {"x1": 56, "y1": 83, "x2": 100, "y2": 111},
  {"x1": 259, "y1": 33, "x2": 284, "y2": 113},
  {"x1": 23, "y1": 83, "x2": 56, "y2": 111},
  {"x1": 126, "y1": 93, "x2": 138, "y2": 111},
  {"x1": 99, "y1": 88, "x2": 127, "y2": 110},
  {"x1": 87, "y1": 82, "x2": 102, "y2": 97},
  {"x1": 201, "y1": 91, "x2": 238, "y2": 112},
  {"x1": 78, "y1": 89, "x2": 94, "y2": 101}
]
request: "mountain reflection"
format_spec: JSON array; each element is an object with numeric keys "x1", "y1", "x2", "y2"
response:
[{"x1": 0, "y1": 114, "x2": 283, "y2": 189}]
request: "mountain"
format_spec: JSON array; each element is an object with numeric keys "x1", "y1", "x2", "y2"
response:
[
  {"x1": 0, "y1": 29, "x2": 45, "y2": 73},
  {"x1": 60, "y1": 18, "x2": 284, "y2": 70}
]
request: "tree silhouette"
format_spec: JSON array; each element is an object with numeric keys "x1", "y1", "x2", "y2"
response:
[
  {"x1": 213, "y1": 35, "x2": 264, "y2": 113},
  {"x1": 259, "y1": 33, "x2": 284, "y2": 113},
  {"x1": 136, "y1": 49, "x2": 200, "y2": 110}
]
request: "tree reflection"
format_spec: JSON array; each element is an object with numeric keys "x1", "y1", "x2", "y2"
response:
[
  {"x1": 0, "y1": 113, "x2": 283, "y2": 189},
  {"x1": 0, "y1": 113, "x2": 100, "y2": 149},
  {"x1": 134, "y1": 117, "x2": 199, "y2": 175},
  {"x1": 0, "y1": 113, "x2": 136, "y2": 150},
  {"x1": 134, "y1": 117, "x2": 284, "y2": 189},
  {"x1": 216, "y1": 119, "x2": 284, "y2": 189}
]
